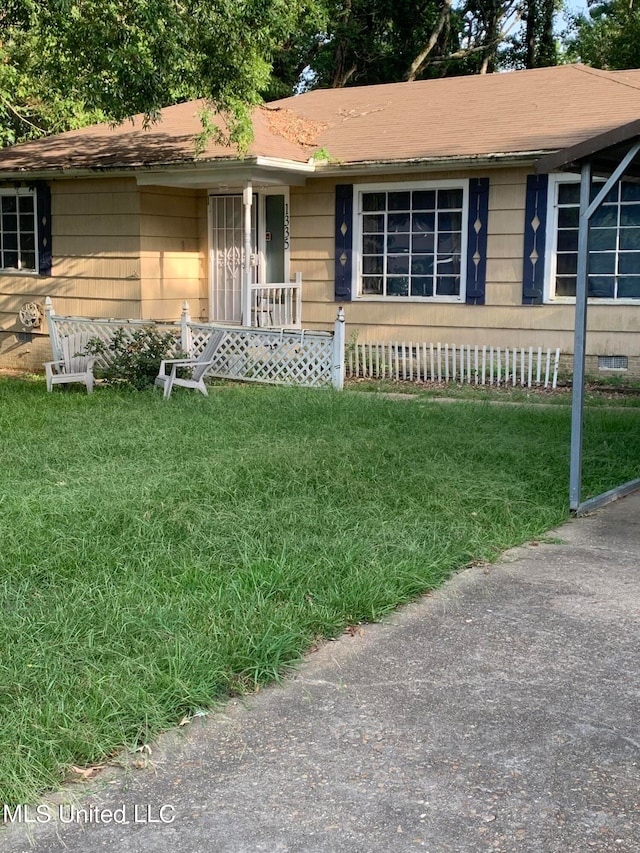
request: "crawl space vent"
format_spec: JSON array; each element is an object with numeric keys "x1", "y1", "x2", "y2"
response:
[{"x1": 598, "y1": 355, "x2": 628, "y2": 371}]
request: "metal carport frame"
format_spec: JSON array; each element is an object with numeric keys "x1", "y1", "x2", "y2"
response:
[{"x1": 536, "y1": 119, "x2": 640, "y2": 515}]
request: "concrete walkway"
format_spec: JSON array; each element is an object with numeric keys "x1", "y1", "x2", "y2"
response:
[{"x1": 4, "y1": 493, "x2": 640, "y2": 853}]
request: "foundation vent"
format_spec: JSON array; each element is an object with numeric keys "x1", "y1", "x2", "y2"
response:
[{"x1": 598, "y1": 355, "x2": 628, "y2": 371}]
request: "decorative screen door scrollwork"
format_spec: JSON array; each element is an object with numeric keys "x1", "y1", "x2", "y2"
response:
[{"x1": 210, "y1": 195, "x2": 256, "y2": 324}]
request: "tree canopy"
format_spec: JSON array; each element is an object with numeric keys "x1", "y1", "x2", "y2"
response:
[
  {"x1": 0, "y1": 0, "x2": 312, "y2": 147},
  {"x1": 1, "y1": 0, "x2": 634, "y2": 149},
  {"x1": 266, "y1": 0, "x2": 564, "y2": 94},
  {"x1": 566, "y1": 0, "x2": 640, "y2": 70}
]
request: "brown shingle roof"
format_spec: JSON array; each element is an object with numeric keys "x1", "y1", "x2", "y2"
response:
[
  {"x1": 285, "y1": 64, "x2": 640, "y2": 163},
  {"x1": 1, "y1": 64, "x2": 640, "y2": 174},
  {"x1": 0, "y1": 101, "x2": 314, "y2": 171}
]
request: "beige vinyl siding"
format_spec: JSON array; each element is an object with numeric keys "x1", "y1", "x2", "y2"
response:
[
  {"x1": 51, "y1": 177, "x2": 141, "y2": 316},
  {"x1": 0, "y1": 177, "x2": 142, "y2": 368},
  {"x1": 0, "y1": 179, "x2": 211, "y2": 369},
  {"x1": 292, "y1": 169, "x2": 640, "y2": 359},
  {"x1": 139, "y1": 187, "x2": 207, "y2": 321},
  {"x1": 485, "y1": 170, "x2": 527, "y2": 309},
  {"x1": 11, "y1": 177, "x2": 141, "y2": 317},
  {"x1": 290, "y1": 179, "x2": 334, "y2": 331}
]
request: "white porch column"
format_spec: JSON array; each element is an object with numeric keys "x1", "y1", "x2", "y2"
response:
[
  {"x1": 332, "y1": 307, "x2": 346, "y2": 390},
  {"x1": 242, "y1": 183, "x2": 253, "y2": 326}
]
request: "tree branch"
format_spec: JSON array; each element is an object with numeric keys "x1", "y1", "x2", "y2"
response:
[
  {"x1": 0, "y1": 93, "x2": 44, "y2": 133},
  {"x1": 430, "y1": 3, "x2": 524, "y2": 66},
  {"x1": 406, "y1": 0, "x2": 452, "y2": 81}
]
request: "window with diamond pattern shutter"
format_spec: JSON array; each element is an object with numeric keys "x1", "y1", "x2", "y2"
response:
[
  {"x1": 334, "y1": 179, "x2": 491, "y2": 303},
  {"x1": 522, "y1": 174, "x2": 548, "y2": 304},
  {"x1": 334, "y1": 184, "x2": 353, "y2": 301},
  {"x1": 465, "y1": 177, "x2": 489, "y2": 304}
]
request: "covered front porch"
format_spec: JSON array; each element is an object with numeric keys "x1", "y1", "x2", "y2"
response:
[{"x1": 136, "y1": 161, "x2": 310, "y2": 329}]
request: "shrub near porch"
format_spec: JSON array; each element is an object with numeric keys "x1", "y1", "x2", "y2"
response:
[{"x1": 0, "y1": 380, "x2": 638, "y2": 805}]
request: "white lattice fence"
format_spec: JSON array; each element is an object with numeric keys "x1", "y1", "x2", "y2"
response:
[
  {"x1": 45, "y1": 299, "x2": 346, "y2": 390},
  {"x1": 348, "y1": 341, "x2": 562, "y2": 389},
  {"x1": 46, "y1": 311, "x2": 181, "y2": 370},
  {"x1": 187, "y1": 324, "x2": 336, "y2": 387}
]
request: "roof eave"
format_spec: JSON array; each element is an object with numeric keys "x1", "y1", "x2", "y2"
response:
[
  {"x1": 0, "y1": 164, "x2": 144, "y2": 182},
  {"x1": 134, "y1": 156, "x2": 315, "y2": 187},
  {"x1": 0, "y1": 149, "x2": 560, "y2": 186},
  {"x1": 310, "y1": 150, "x2": 554, "y2": 176},
  {"x1": 0, "y1": 155, "x2": 316, "y2": 186}
]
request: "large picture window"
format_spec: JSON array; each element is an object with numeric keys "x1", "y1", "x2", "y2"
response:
[
  {"x1": 550, "y1": 176, "x2": 640, "y2": 300},
  {"x1": 0, "y1": 188, "x2": 38, "y2": 272},
  {"x1": 357, "y1": 181, "x2": 467, "y2": 300}
]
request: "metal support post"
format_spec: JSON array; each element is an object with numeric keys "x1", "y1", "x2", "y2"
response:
[{"x1": 569, "y1": 161, "x2": 591, "y2": 512}]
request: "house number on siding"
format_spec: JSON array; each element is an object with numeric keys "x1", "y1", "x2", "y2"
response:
[{"x1": 284, "y1": 203, "x2": 290, "y2": 250}]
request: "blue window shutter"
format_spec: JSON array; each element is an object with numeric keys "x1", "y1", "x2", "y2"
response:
[
  {"x1": 36, "y1": 183, "x2": 52, "y2": 276},
  {"x1": 335, "y1": 184, "x2": 353, "y2": 301},
  {"x1": 522, "y1": 174, "x2": 548, "y2": 304},
  {"x1": 465, "y1": 178, "x2": 489, "y2": 305}
]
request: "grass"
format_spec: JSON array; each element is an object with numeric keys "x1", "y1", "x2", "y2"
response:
[
  {"x1": 347, "y1": 376, "x2": 640, "y2": 407},
  {"x1": 0, "y1": 377, "x2": 638, "y2": 805}
]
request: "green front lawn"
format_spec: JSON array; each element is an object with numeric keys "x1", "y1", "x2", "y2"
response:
[{"x1": 0, "y1": 379, "x2": 638, "y2": 804}]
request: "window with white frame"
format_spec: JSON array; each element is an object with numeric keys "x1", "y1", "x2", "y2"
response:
[
  {"x1": 550, "y1": 176, "x2": 640, "y2": 300},
  {"x1": 357, "y1": 181, "x2": 467, "y2": 300},
  {"x1": 0, "y1": 188, "x2": 38, "y2": 272}
]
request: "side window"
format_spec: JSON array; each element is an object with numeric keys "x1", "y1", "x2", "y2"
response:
[
  {"x1": 0, "y1": 188, "x2": 37, "y2": 272},
  {"x1": 549, "y1": 176, "x2": 640, "y2": 301}
]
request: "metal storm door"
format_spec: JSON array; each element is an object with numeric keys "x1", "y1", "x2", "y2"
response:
[{"x1": 210, "y1": 195, "x2": 256, "y2": 323}]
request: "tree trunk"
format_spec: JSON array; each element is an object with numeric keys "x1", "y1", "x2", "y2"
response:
[
  {"x1": 525, "y1": 0, "x2": 537, "y2": 69},
  {"x1": 538, "y1": 0, "x2": 556, "y2": 66}
]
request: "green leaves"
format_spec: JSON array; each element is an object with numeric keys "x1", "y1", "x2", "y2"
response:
[
  {"x1": 83, "y1": 327, "x2": 184, "y2": 390},
  {"x1": 0, "y1": 0, "x2": 315, "y2": 148},
  {"x1": 566, "y1": 0, "x2": 640, "y2": 70}
]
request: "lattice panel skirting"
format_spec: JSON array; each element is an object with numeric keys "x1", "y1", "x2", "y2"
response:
[
  {"x1": 45, "y1": 300, "x2": 346, "y2": 390},
  {"x1": 188, "y1": 325, "x2": 335, "y2": 387},
  {"x1": 48, "y1": 318, "x2": 182, "y2": 370}
]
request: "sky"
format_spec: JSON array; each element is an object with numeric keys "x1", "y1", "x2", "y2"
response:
[
  {"x1": 560, "y1": 0, "x2": 590, "y2": 32},
  {"x1": 564, "y1": 0, "x2": 590, "y2": 15}
]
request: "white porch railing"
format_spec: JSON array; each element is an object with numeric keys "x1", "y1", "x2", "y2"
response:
[
  {"x1": 185, "y1": 321, "x2": 344, "y2": 389},
  {"x1": 250, "y1": 272, "x2": 302, "y2": 329}
]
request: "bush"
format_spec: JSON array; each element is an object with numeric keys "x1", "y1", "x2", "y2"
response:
[{"x1": 84, "y1": 327, "x2": 184, "y2": 390}]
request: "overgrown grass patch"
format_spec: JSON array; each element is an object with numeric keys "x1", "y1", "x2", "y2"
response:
[
  {"x1": 347, "y1": 376, "x2": 640, "y2": 407},
  {"x1": 0, "y1": 378, "x2": 638, "y2": 804}
]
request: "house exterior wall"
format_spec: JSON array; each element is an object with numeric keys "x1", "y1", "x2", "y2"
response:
[
  {"x1": 0, "y1": 179, "x2": 209, "y2": 370},
  {"x1": 2, "y1": 164, "x2": 639, "y2": 377},
  {"x1": 0, "y1": 177, "x2": 142, "y2": 369},
  {"x1": 139, "y1": 186, "x2": 208, "y2": 321},
  {"x1": 291, "y1": 168, "x2": 640, "y2": 371}
]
